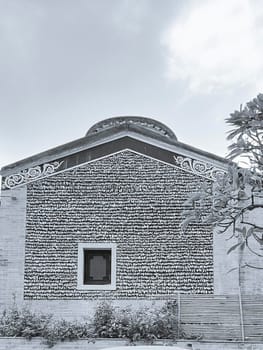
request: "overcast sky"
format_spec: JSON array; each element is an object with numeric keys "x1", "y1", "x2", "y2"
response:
[{"x1": 1, "y1": 0, "x2": 263, "y2": 168}]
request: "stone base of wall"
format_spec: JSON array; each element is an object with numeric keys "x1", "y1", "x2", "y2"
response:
[{"x1": 0, "y1": 338, "x2": 263, "y2": 350}]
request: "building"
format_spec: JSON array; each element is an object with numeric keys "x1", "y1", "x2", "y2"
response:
[{"x1": 0, "y1": 116, "x2": 262, "y2": 320}]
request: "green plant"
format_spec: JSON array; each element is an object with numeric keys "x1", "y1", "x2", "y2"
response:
[
  {"x1": 0, "y1": 303, "x2": 93, "y2": 348},
  {"x1": 0, "y1": 303, "x2": 51, "y2": 339},
  {"x1": 0, "y1": 300, "x2": 180, "y2": 347},
  {"x1": 154, "y1": 300, "x2": 179, "y2": 339},
  {"x1": 182, "y1": 93, "x2": 263, "y2": 270},
  {"x1": 92, "y1": 300, "x2": 179, "y2": 342},
  {"x1": 42, "y1": 319, "x2": 93, "y2": 348},
  {"x1": 126, "y1": 301, "x2": 178, "y2": 342},
  {"x1": 93, "y1": 301, "x2": 115, "y2": 337}
]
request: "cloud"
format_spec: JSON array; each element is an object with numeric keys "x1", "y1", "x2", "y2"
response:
[{"x1": 162, "y1": 0, "x2": 263, "y2": 93}]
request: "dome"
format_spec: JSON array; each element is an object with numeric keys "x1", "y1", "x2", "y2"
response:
[{"x1": 86, "y1": 116, "x2": 177, "y2": 141}]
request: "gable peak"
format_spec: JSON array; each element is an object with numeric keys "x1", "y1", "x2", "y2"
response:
[{"x1": 86, "y1": 116, "x2": 178, "y2": 141}]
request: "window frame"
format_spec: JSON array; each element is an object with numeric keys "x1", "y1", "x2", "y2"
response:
[{"x1": 77, "y1": 243, "x2": 117, "y2": 290}]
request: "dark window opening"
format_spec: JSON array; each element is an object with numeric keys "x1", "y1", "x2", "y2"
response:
[{"x1": 84, "y1": 249, "x2": 111, "y2": 285}]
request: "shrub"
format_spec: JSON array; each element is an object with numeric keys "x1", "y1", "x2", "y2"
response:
[
  {"x1": 0, "y1": 303, "x2": 93, "y2": 348},
  {"x1": 93, "y1": 301, "x2": 115, "y2": 337},
  {"x1": 0, "y1": 300, "x2": 180, "y2": 347},
  {"x1": 0, "y1": 304, "x2": 51, "y2": 339},
  {"x1": 42, "y1": 319, "x2": 93, "y2": 348},
  {"x1": 92, "y1": 300, "x2": 179, "y2": 342}
]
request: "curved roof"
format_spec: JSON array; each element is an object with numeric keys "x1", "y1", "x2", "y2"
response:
[{"x1": 86, "y1": 116, "x2": 178, "y2": 141}]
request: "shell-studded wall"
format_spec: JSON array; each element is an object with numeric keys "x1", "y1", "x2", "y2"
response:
[{"x1": 24, "y1": 150, "x2": 213, "y2": 299}]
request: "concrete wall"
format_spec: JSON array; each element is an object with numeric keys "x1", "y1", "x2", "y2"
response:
[
  {"x1": 213, "y1": 225, "x2": 239, "y2": 294},
  {"x1": 213, "y1": 196, "x2": 263, "y2": 295},
  {"x1": 240, "y1": 202, "x2": 263, "y2": 294},
  {"x1": 0, "y1": 186, "x2": 27, "y2": 308}
]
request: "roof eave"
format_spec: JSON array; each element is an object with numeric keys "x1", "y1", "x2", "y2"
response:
[{"x1": 0, "y1": 125, "x2": 230, "y2": 176}]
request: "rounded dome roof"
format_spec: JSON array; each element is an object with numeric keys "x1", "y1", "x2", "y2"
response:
[{"x1": 86, "y1": 116, "x2": 177, "y2": 141}]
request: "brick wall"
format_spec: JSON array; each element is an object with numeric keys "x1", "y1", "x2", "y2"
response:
[{"x1": 24, "y1": 150, "x2": 213, "y2": 299}]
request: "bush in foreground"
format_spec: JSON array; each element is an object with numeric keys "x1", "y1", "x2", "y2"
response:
[
  {"x1": 0, "y1": 300, "x2": 180, "y2": 347},
  {"x1": 93, "y1": 300, "x2": 178, "y2": 341},
  {"x1": 0, "y1": 303, "x2": 93, "y2": 348}
]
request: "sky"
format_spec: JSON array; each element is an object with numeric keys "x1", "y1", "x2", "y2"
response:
[{"x1": 1, "y1": 0, "x2": 263, "y2": 168}]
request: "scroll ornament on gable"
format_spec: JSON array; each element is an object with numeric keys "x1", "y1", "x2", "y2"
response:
[
  {"x1": 173, "y1": 155, "x2": 226, "y2": 181},
  {"x1": 2, "y1": 161, "x2": 64, "y2": 189}
]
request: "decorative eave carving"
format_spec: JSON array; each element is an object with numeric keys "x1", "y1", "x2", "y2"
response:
[
  {"x1": 1, "y1": 142, "x2": 227, "y2": 190},
  {"x1": 2, "y1": 161, "x2": 64, "y2": 189},
  {"x1": 173, "y1": 155, "x2": 226, "y2": 181}
]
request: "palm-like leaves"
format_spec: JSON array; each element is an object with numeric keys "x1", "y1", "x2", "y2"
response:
[
  {"x1": 226, "y1": 93, "x2": 263, "y2": 173},
  {"x1": 182, "y1": 93, "x2": 263, "y2": 268}
]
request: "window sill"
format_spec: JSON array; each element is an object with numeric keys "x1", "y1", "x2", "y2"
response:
[{"x1": 77, "y1": 283, "x2": 116, "y2": 291}]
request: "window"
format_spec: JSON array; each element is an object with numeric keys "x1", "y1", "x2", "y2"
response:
[
  {"x1": 84, "y1": 249, "x2": 111, "y2": 285},
  {"x1": 77, "y1": 243, "x2": 116, "y2": 290}
]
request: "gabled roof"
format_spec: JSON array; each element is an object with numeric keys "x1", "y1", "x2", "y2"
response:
[{"x1": 1, "y1": 116, "x2": 230, "y2": 190}]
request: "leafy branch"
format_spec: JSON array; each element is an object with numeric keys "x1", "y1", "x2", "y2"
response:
[{"x1": 182, "y1": 93, "x2": 263, "y2": 269}]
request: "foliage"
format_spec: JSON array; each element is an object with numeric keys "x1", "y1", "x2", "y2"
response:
[
  {"x1": 0, "y1": 302, "x2": 92, "y2": 348},
  {"x1": 0, "y1": 300, "x2": 181, "y2": 346},
  {"x1": 182, "y1": 93, "x2": 263, "y2": 269},
  {"x1": 42, "y1": 319, "x2": 93, "y2": 348},
  {"x1": 226, "y1": 93, "x2": 263, "y2": 172},
  {"x1": 0, "y1": 302, "x2": 51, "y2": 339},
  {"x1": 93, "y1": 301, "x2": 117, "y2": 338},
  {"x1": 92, "y1": 300, "x2": 179, "y2": 342}
]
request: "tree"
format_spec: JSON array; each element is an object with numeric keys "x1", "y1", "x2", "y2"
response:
[
  {"x1": 182, "y1": 93, "x2": 263, "y2": 269},
  {"x1": 227, "y1": 93, "x2": 263, "y2": 173}
]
